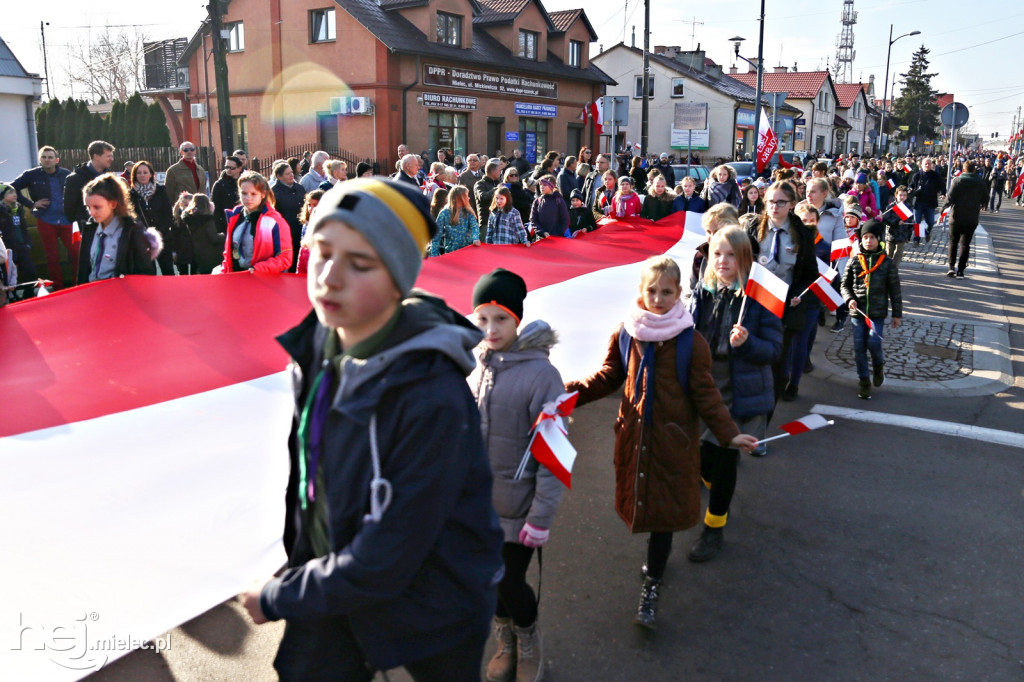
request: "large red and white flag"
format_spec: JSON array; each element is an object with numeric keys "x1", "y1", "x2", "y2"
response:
[
  {"x1": 744, "y1": 261, "x2": 790, "y2": 319},
  {"x1": 580, "y1": 103, "x2": 589, "y2": 124},
  {"x1": 780, "y1": 414, "x2": 833, "y2": 435},
  {"x1": 831, "y1": 237, "x2": 853, "y2": 262},
  {"x1": 756, "y1": 108, "x2": 779, "y2": 174},
  {"x1": 1012, "y1": 171, "x2": 1024, "y2": 198},
  {"x1": 808, "y1": 276, "x2": 845, "y2": 311},
  {"x1": 0, "y1": 210, "x2": 704, "y2": 681},
  {"x1": 892, "y1": 201, "x2": 913, "y2": 221},
  {"x1": 590, "y1": 99, "x2": 604, "y2": 135}
]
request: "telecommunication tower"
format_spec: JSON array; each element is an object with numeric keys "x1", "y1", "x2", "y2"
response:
[{"x1": 834, "y1": 0, "x2": 857, "y2": 83}]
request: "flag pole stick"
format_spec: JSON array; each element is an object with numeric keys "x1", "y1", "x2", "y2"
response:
[
  {"x1": 737, "y1": 292, "x2": 749, "y2": 326},
  {"x1": 757, "y1": 419, "x2": 835, "y2": 445}
]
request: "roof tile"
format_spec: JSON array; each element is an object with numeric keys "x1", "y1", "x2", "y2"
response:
[
  {"x1": 834, "y1": 83, "x2": 865, "y2": 109},
  {"x1": 729, "y1": 71, "x2": 829, "y2": 99}
]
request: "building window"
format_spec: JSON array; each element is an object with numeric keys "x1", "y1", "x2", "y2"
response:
[
  {"x1": 231, "y1": 115, "x2": 248, "y2": 150},
  {"x1": 225, "y1": 22, "x2": 244, "y2": 53},
  {"x1": 633, "y1": 75, "x2": 654, "y2": 99},
  {"x1": 311, "y1": 8, "x2": 336, "y2": 43},
  {"x1": 518, "y1": 117, "x2": 548, "y2": 163},
  {"x1": 671, "y1": 78, "x2": 685, "y2": 97},
  {"x1": 518, "y1": 30, "x2": 538, "y2": 60},
  {"x1": 429, "y1": 111, "x2": 467, "y2": 159},
  {"x1": 569, "y1": 40, "x2": 582, "y2": 67},
  {"x1": 436, "y1": 12, "x2": 462, "y2": 46}
]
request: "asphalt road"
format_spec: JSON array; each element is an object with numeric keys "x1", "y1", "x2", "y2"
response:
[{"x1": 89, "y1": 208, "x2": 1024, "y2": 682}]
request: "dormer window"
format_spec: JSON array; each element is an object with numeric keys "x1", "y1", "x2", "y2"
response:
[
  {"x1": 436, "y1": 12, "x2": 462, "y2": 47},
  {"x1": 518, "y1": 30, "x2": 538, "y2": 60},
  {"x1": 569, "y1": 40, "x2": 582, "y2": 67}
]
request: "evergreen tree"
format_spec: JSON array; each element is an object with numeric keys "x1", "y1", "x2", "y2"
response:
[
  {"x1": 48, "y1": 100, "x2": 65, "y2": 148},
  {"x1": 75, "y1": 101, "x2": 93, "y2": 148},
  {"x1": 109, "y1": 100, "x2": 125, "y2": 146},
  {"x1": 61, "y1": 97, "x2": 78, "y2": 149},
  {"x1": 145, "y1": 103, "x2": 171, "y2": 146},
  {"x1": 891, "y1": 46, "x2": 941, "y2": 151},
  {"x1": 92, "y1": 112, "x2": 109, "y2": 142},
  {"x1": 125, "y1": 92, "x2": 147, "y2": 146},
  {"x1": 36, "y1": 104, "x2": 49, "y2": 147}
]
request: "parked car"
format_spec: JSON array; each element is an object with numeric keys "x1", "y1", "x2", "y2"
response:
[
  {"x1": 726, "y1": 161, "x2": 757, "y2": 183},
  {"x1": 670, "y1": 164, "x2": 711, "y2": 192}
]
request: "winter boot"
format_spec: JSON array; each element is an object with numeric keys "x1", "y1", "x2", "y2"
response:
[
  {"x1": 634, "y1": 576, "x2": 661, "y2": 630},
  {"x1": 858, "y1": 378, "x2": 872, "y2": 400},
  {"x1": 514, "y1": 621, "x2": 543, "y2": 682},
  {"x1": 872, "y1": 362, "x2": 885, "y2": 387},
  {"x1": 486, "y1": 617, "x2": 517, "y2": 682},
  {"x1": 688, "y1": 524, "x2": 724, "y2": 563}
]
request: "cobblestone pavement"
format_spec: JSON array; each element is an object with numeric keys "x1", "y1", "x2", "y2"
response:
[
  {"x1": 897, "y1": 222, "x2": 974, "y2": 269},
  {"x1": 823, "y1": 317, "x2": 975, "y2": 381}
]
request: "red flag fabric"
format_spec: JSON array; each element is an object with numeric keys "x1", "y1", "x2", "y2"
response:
[
  {"x1": 580, "y1": 103, "x2": 589, "y2": 124},
  {"x1": 779, "y1": 414, "x2": 832, "y2": 435},
  {"x1": 756, "y1": 109, "x2": 778, "y2": 174},
  {"x1": 914, "y1": 222, "x2": 925, "y2": 239},
  {"x1": 744, "y1": 261, "x2": 789, "y2": 318},
  {"x1": 831, "y1": 237, "x2": 852, "y2": 262},
  {"x1": 892, "y1": 201, "x2": 913, "y2": 221},
  {"x1": 1012, "y1": 171, "x2": 1024, "y2": 198},
  {"x1": 809, "y1": 276, "x2": 844, "y2": 311},
  {"x1": 886, "y1": 177, "x2": 896, "y2": 189},
  {"x1": 523, "y1": 392, "x2": 579, "y2": 488},
  {"x1": 589, "y1": 100, "x2": 603, "y2": 135}
]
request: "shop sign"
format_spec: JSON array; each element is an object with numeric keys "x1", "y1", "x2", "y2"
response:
[
  {"x1": 423, "y1": 64, "x2": 558, "y2": 99},
  {"x1": 514, "y1": 102, "x2": 557, "y2": 118},
  {"x1": 422, "y1": 92, "x2": 478, "y2": 111},
  {"x1": 737, "y1": 109, "x2": 756, "y2": 129},
  {"x1": 506, "y1": 132, "x2": 520, "y2": 141}
]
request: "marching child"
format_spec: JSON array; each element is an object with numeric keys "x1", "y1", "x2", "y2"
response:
[
  {"x1": 830, "y1": 200, "x2": 862, "y2": 333},
  {"x1": 688, "y1": 226, "x2": 782, "y2": 560},
  {"x1": 470, "y1": 268, "x2": 566, "y2": 682},
  {"x1": 0, "y1": 183, "x2": 38, "y2": 283},
  {"x1": 881, "y1": 185, "x2": 914, "y2": 266},
  {"x1": 486, "y1": 186, "x2": 531, "y2": 247},
  {"x1": 840, "y1": 219, "x2": 903, "y2": 400},
  {"x1": 565, "y1": 256, "x2": 758, "y2": 630},
  {"x1": 609, "y1": 176, "x2": 642, "y2": 218}
]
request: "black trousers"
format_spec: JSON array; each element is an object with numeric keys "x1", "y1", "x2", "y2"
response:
[
  {"x1": 700, "y1": 441, "x2": 740, "y2": 519},
  {"x1": 948, "y1": 222, "x2": 977, "y2": 274},
  {"x1": 646, "y1": 532, "x2": 673, "y2": 581},
  {"x1": 495, "y1": 542, "x2": 538, "y2": 627}
]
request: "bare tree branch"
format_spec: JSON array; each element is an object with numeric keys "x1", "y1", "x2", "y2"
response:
[{"x1": 62, "y1": 27, "x2": 151, "y2": 102}]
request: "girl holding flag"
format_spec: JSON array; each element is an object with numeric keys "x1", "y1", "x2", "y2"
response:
[
  {"x1": 688, "y1": 226, "x2": 782, "y2": 561},
  {"x1": 470, "y1": 269, "x2": 566, "y2": 682},
  {"x1": 566, "y1": 256, "x2": 758, "y2": 630}
]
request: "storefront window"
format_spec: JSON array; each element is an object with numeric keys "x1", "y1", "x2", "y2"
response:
[
  {"x1": 518, "y1": 118, "x2": 548, "y2": 163},
  {"x1": 428, "y1": 111, "x2": 467, "y2": 159}
]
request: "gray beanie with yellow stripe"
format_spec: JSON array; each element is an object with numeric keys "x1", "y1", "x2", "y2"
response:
[{"x1": 308, "y1": 178, "x2": 437, "y2": 296}]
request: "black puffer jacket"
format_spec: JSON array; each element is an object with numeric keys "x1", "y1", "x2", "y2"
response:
[{"x1": 840, "y1": 247, "x2": 902, "y2": 320}]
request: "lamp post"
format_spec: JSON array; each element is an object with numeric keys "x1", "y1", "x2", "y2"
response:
[
  {"x1": 730, "y1": 0, "x2": 765, "y2": 172},
  {"x1": 880, "y1": 25, "x2": 919, "y2": 156}
]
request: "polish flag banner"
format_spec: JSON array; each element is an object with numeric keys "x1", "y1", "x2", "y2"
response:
[
  {"x1": 71, "y1": 221, "x2": 82, "y2": 245},
  {"x1": 744, "y1": 261, "x2": 790, "y2": 319},
  {"x1": 831, "y1": 237, "x2": 853, "y2": 262},
  {"x1": 903, "y1": 163, "x2": 913, "y2": 173},
  {"x1": 808, "y1": 275, "x2": 844, "y2": 311},
  {"x1": 940, "y1": 206, "x2": 951, "y2": 222},
  {"x1": 816, "y1": 257, "x2": 839, "y2": 282},
  {"x1": 779, "y1": 414, "x2": 833, "y2": 435},
  {"x1": 1012, "y1": 171, "x2": 1024, "y2": 198},
  {"x1": 953, "y1": 169, "x2": 963, "y2": 177},
  {"x1": 861, "y1": 314, "x2": 877, "y2": 333},
  {"x1": 580, "y1": 103, "x2": 589, "y2": 124},
  {"x1": 914, "y1": 222, "x2": 925, "y2": 239},
  {"x1": 756, "y1": 108, "x2": 779, "y2": 174},
  {"x1": 886, "y1": 177, "x2": 896, "y2": 189},
  {"x1": 0, "y1": 210, "x2": 703, "y2": 681},
  {"x1": 892, "y1": 201, "x2": 913, "y2": 221},
  {"x1": 517, "y1": 392, "x2": 580, "y2": 488},
  {"x1": 590, "y1": 99, "x2": 604, "y2": 135}
]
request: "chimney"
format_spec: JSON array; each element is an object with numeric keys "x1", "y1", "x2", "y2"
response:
[
  {"x1": 654, "y1": 45, "x2": 667, "y2": 55},
  {"x1": 707, "y1": 63, "x2": 724, "y2": 79},
  {"x1": 747, "y1": 57, "x2": 759, "y2": 74},
  {"x1": 631, "y1": 26, "x2": 636, "y2": 48},
  {"x1": 773, "y1": 66, "x2": 788, "y2": 73},
  {"x1": 729, "y1": 65, "x2": 738, "y2": 75}
]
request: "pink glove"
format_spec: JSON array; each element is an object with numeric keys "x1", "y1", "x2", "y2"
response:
[{"x1": 519, "y1": 523, "x2": 549, "y2": 548}]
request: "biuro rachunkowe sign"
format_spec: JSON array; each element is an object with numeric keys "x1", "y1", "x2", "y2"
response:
[{"x1": 423, "y1": 64, "x2": 558, "y2": 100}]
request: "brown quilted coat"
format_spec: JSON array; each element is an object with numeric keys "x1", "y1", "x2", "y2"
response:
[{"x1": 566, "y1": 326, "x2": 740, "y2": 533}]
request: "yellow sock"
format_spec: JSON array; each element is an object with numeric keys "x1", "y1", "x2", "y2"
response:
[{"x1": 705, "y1": 510, "x2": 727, "y2": 528}]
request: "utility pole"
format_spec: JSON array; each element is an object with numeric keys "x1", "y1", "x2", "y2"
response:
[
  {"x1": 640, "y1": 0, "x2": 649, "y2": 157},
  {"x1": 208, "y1": 1, "x2": 234, "y2": 155},
  {"x1": 40, "y1": 22, "x2": 51, "y2": 100}
]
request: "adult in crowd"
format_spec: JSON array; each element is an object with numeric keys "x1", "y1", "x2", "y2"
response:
[
  {"x1": 11, "y1": 146, "x2": 73, "y2": 287},
  {"x1": 77, "y1": 173, "x2": 157, "y2": 283},
  {"x1": 640, "y1": 175, "x2": 676, "y2": 221},
  {"x1": 128, "y1": 161, "x2": 176, "y2": 276},
  {"x1": 211, "y1": 156, "x2": 244, "y2": 234},
  {"x1": 557, "y1": 156, "x2": 578, "y2": 198},
  {"x1": 581, "y1": 153, "x2": 612, "y2": 219},
  {"x1": 181, "y1": 194, "x2": 223, "y2": 275},
  {"x1": 702, "y1": 165, "x2": 742, "y2": 209},
  {"x1": 528, "y1": 152, "x2": 560, "y2": 194},
  {"x1": 942, "y1": 160, "x2": 988, "y2": 279},
  {"x1": 222, "y1": 170, "x2": 292, "y2": 274},
  {"x1": 165, "y1": 141, "x2": 207, "y2": 201},
  {"x1": 577, "y1": 146, "x2": 593, "y2": 169},
  {"x1": 672, "y1": 176, "x2": 708, "y2": 214},
  {"x1": 474, "y1": 160, "x2": 502, "y2": 240},
  {"x1": 64, "y1": 140, "x2": 115, "y2": 227},
  {"x1": 300, "y1": 151, "x2": 330, "y2": 193},
  {"x1": 629, "y1": 157, "x2": 648, "y2": 195},
  {"x1": 297, "y1": 151, "x2": 312, "y2": 176},
  {"x1": 459, "y1": 154, "x2": 483, "y2": 192},
  {"x1": 987, "y1": 160, "x2": 1007, "y2": 213},
  {"x1": 654, "y1": 153, "x2": 675, "y2": 187},
  {"x1": 394, "y1": 154, "x2": 422, "y2": 189},
  {"x1": 907, "y1": 157, "x2": 943, "y2": 245},
  {"x1": 271, "y1": 161, "x2": 307, "y2": 273},
  {"x1": 510, "y1": 148, "x2": 531, "y2": 177},
  {"x1": 530, "y1": 175, "x2": 569, "y2": 238},
  {"x1": 503, "y1": 167, "x2": 534, "y2": 221},
  {"x1": 232, "y1": 149, "x2": 249, "y2": 170},
  {"x1": 318, "y1": 160, "x2": 348, "y2": 191}
]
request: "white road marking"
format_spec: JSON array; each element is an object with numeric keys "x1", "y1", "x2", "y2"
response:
[{"x1": 810, "y1": 404, "x2": 1024, "y2": 450}]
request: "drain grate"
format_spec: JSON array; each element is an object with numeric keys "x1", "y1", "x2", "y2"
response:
[{"x1": 914, "y1": 342, "x2": 959, "y2": 360}]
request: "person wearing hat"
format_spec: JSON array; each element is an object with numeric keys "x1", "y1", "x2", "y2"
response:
[
  {"x1": 846, "y1": 171, "x2": 878, "y2": 221},
  {"x1": 529, "y1": 175, "x2": 569, "y2": 239},
  {"x1": 567, "y1": 188, "x2": 597, "y2": 236},
  {"x1": 239, "y1": 178, "x2": 504, "y2": 681},
  {"x1": 840, "y1": 218, "x2": 902, "y2": 399},
  {"x1": 830, "y1": 199, "x2": 863, "y2": 332},
  {"x1": 355, "y1": 161, "x2": 373, "y2": 179},
  {"x1": 0, "y1": 182, "x2": 39, "y2": 283},
  {"x1": 469, "y1": 268, "x2": 567, "y2": 682},
  {"x1": 654, "y1": 152, "x2": 675, "y2": 187}
]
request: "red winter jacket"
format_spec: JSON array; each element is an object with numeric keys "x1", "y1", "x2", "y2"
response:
[{"x1": 222, "y1": 203, "x2": 293, "y2": 273}]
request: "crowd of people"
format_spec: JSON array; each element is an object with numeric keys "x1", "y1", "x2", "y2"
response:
[{"x1": 1, "y1": 136, "x2": 1016, "y2": 680}]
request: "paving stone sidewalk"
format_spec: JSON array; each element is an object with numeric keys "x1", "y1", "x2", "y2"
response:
[{"x1": 823, "y1": 318, "x2": 973, "y2": 381}]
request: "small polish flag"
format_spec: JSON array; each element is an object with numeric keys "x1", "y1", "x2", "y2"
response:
[
  {"x1": 903, "y1": 163, "x2": 913, "y2": 173},
  {"x1": 953, "y1": 169, "x2": 962, "y2": 177},
  {"x1": 914, "y1": 222, "x2": 925, "y2": 238},
  {"x1": 744, "y1": 261, "x2": 790, "y2": 319},
  {"x1": 893, "y1": 201, "x2": 913, "y2": 221},
  {"x1": 940, "y1": 207, "x2": 950, "y2": 222},
  {"x1": 861, "y1": 315, "x2": 877, "y2": 333},
  {"x1": 779, "y1": 414, "x2": 833, "y2": 435},
  {"x1": 71, "y1": 221, "x2": 82, "y2": 245},
  {"x1": 809, "y1": 276, "x2": 844, "y2": 311},
  {"x1": 518, "y1": 392, "x2": 579, "y2": 488},
  {"x1": 886, "y1": 177, "x2": 896, "y2": 189},
  {"x1": 831, "y1": 238, "x2": 852, "y2": 261},
  {"x1": 816, "y1": 257, "x2": 838, "y2": 282}
]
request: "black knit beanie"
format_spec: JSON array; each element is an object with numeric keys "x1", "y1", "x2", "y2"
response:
[
  {"x1": 472, "y1": 268, "x2": 527, "y2": 323},
  {"x1": 860, "y1": 219, "x2": 884, "y2": 241}
]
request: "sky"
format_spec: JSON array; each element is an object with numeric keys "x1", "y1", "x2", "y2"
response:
[{"x1": 5, "y1": 0, "x2": 1023, "y2": 137}]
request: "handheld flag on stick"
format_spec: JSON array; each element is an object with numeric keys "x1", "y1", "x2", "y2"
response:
[
  {"x1": 816, "y1": 257, "x2": 839, "y2": 282},
  {"x1": 515, "y1": 392, "x2": 579, "y2": 488},
  {"x1": 914, "y1": 222, "x2": 925, "y2": 239},
  {"x1": 886, "y1": 177, "x2": 896, "y2": 190},
  {"x1": 757, "y1": 414, "x2": 835, "y2": 445},
  {"x1": 892, "y1": 201, "x2": 913, "y2": 221},
  {"x1": 940, "y1": 206, "x2": 950, "y2": 223},
  {"x1": 808, "y1": 276, "x2": 845, "y2": 311},
  {"x1": 831, "y1": 237, "x2": 852, "y2": 262},
  {"x1": 742, "y1": 261, "x2": 789, "y2": 321}
]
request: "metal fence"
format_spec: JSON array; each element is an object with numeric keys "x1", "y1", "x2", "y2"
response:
[
  {"x1": 251, "y1": 144, "x2": 388, "y2": 179},
  {"x1": 52, "y1": 146, "x2": 218, "y2": 175}
]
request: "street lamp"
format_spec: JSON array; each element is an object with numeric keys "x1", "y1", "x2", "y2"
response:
[
  {"x1": 880, "y1": 25, "x2": 920, "y2": 155},
  {"x1": 730, "y1": 0, "x2": 765, "y2": 171}
]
